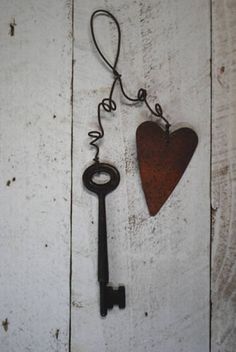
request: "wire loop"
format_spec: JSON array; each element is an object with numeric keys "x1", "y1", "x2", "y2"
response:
[{"x1": 89, "y1": 9, "x2": 171, "y2": 162}]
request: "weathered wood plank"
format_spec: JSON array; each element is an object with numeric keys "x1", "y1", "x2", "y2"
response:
[
  {"x1": 211, "y1": 0, "x2": 236, "y2": 351},
  {"x1": 72, "y1": 0, "x2": 210, "y2": 351},
  {"x1": 0, "y1": 1, "x2": 72, "y2": 351}
]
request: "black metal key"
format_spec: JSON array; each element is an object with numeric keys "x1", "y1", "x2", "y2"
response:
[{"x1": 83, "y1": 162, "x2": 126, "y2": 317}]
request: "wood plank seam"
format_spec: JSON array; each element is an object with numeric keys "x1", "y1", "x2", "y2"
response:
[
  {"x1": 69, "y1": 0, "x2": 75, "y2": 351},
  {"x1": 210, "y1": 1, "x2": 213, "y2": 351}
]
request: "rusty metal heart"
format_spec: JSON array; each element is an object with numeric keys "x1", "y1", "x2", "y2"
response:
[{"x1": 136, "y1": 121, "x2": 198, "y2": 216}]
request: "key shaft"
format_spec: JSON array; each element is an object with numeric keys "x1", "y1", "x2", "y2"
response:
[{"x1": 98, "y1": 194, "x2": 109, "y2": 284}]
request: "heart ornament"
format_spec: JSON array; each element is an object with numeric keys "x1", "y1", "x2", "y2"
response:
[{"x1": 136, "y1": 121, "x2": 198, "y2": 216}]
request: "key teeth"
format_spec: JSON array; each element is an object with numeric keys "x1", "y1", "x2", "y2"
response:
[
  {"x1": 118, "y1": 286, "x2": 126, "y2": 309},
  {"x1": 117, "y1": 286, "x2": 125, "y2": 309}
]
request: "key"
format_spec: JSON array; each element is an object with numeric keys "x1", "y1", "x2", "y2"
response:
[{"x1": 83, "y1": 162, "x2": 126, "y2": 317}]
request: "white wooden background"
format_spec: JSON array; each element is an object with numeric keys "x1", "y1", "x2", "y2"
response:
[{"x1": 0, "y1": 0, "x2": 235, "y2": 351}]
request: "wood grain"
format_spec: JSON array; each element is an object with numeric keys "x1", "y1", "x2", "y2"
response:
[
  {"x1": 211, "y1": 0, "x2": 236, "y2": 351},
  {"x1": 0, "y1": 1, "x2": 72, "y2": 351},
  {"x1": 72, "y1": 0, "x2": 210, "y2": 351}
]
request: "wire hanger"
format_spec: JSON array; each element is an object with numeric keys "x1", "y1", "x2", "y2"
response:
[{"x1": 89, "y1": 9, "x2": 171, "y2": 162}]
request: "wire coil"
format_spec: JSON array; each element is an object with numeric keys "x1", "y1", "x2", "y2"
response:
[{"x1": 89, "y1": 9, "x2": 171, "y2": 162}]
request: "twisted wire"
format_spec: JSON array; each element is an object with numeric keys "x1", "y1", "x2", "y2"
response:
[{"x1": 89, "y1": 9, "x2": 171, "y2": 162}]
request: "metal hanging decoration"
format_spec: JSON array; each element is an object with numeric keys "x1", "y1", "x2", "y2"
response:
[{"x1": 83, "y1": 9, "x2": 198, "y2": 317}]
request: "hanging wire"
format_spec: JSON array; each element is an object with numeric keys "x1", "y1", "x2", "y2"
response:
[{"x1": 89, "y1": 9, "x2": 171, "y2": 162}]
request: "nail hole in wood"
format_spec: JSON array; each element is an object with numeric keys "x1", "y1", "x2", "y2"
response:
[
  {"x1": 55, "y1": 329, "x2": 59, "y2": 339},
  {"x1": 9, "y1": 19, "x2": 16, "y2": 36},
  {"x1": 2, "y1": 318, "x2": 9, "y2": 332}
]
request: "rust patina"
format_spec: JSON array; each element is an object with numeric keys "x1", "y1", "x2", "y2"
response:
[{"x1": 136, "y1": 121, "x2": 198, "y2": 216}]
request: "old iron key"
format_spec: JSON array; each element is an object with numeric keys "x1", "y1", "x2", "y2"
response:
[{"x1": 83, "y1": 162, "x2": 126, "y2": 317}]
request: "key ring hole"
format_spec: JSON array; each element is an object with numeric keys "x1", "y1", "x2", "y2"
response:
[{"x1": 92, "y1": 171, "x2": 111, "y2": 185}]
